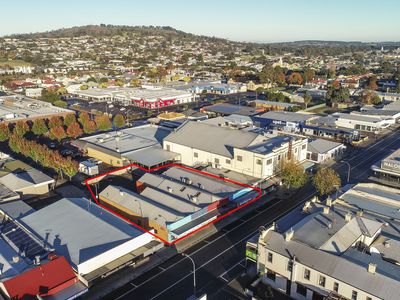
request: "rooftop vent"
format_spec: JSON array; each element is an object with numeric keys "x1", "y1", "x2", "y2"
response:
[
  {"x1": 345, "y1": 212, "x2": 352, "y2": 222},
  {"x1": 115, "y1": 136, "x2": 120, "y2": 142},
  {"x1": 119, "y1": 190, "x2": 124, "y2": 197},
  {"x1": 12, "y1": 256, "x2": 19, "y2": 263},
  {"x1": 116, "y1": 147, "x2": 120, "y2": 153},
  {"x1": 191, "y1": 195, "x2": 198, "y2": 203},
  {"x1": 368, "y1": 263, "x2": 377, "y2": 274},
  {"x1": 302, "y1": 201, "x2": 311, "y2": 212},
  {"x1": 357, "y1": 210, "x2": 364, "y2": 217},
  {"x1": 384, "y1": 241, "x2": 390, "y2": 248},
  {"x1": 105, "y1": 134, "x2": 111, "y2": 138},
  {"x1": 98, "y1": 138, "x2": 104, "y2": 143},
  {"x1": 326, "y1": 197, "x2": 332, "y2": 207},
  {"x1": 167, "y1": 186, "x2": 173, "y2": 193},
  {"x1": 285, "y1": 228, "x2": 294, "y2": 241}
]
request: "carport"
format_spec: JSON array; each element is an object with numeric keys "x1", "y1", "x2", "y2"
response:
[{"x1": 123, "y1": 146, "x2": 180, "y2": 169}]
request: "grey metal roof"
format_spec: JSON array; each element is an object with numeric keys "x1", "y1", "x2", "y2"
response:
[
  {"x1": 0, "y1": 169, "x2": 54, "y2": 191},
  {"x1": 164, "y1": 121, "x2": 262, "y2": 158},
  {"x1": 162, "y1": 167, "x2": 239, "y2": 197},
  {"x1": 307, "y1": 138, "x2": 344, "y2": 154},
  {"x1": 0, "y1": 238, "x2": 30, "y2": 279},
  {"x1": 138, "y1": 173, "x2": 222, "y2": 205},
  {"x1": 245, "y1": 135, "x2": 293, "y2": 154},
  {"x1": 99, "y1": 185, "x2": 189, "y2": 223},
  {"x1": 203, "y1": 103, "x2": 259, "y2": 116},
  {"x1": 80, "y1": 124, "x2": 172, "y2": 154},
  {"x1": 258, "y1": 111, "x2": 315, "y2": 123},
  {"x1": 19, "y1": 198, "x2": 144, "y2": 268},
  {"x1": 0, "y1": 184, "x2": 20, "y2": 202},
  {"x1": 0, "y1": 200, "x2": 34, "y2": 220},
  {"x1": 123, "y1": 146, "x2": 180, "y2": 166}
]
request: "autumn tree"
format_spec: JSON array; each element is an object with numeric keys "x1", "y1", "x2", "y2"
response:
[
  {"x1": 48, "y1": 116, "x2": 63, "y2": 129},
  {"x1": 287, "y1": 72, "x2": 303, "y2": 85},
  {"x1": 64, "y1": 114, "x2": 77, "y2": 127},
  {"x1": 0, "y1": 123, "x2": 11, "y2": 142},
  {"x1": 13, "y1": 120, "x2": 30, "y2": 137},
  {"x1": 358, "y1": 90, "x2": 381, "y2": 105},
  {"x1": 95, "y1": 115, "x2": 112, "y2": 131},
  {"x1": 32, "y1": 118, "x2": 48, "y2": 136},
  {"x1": 280, "y1": 159, "x2": 307, "y2": 189},
  {"x1": 78, "y1": 111, "x2": 91, "y2": 126},
  {"x1": 312, "y1": 167, "x2": 341, "y2": 196},
  {"x1": 303, "y1": 68, "x2": 315, "y2": 83},
  {"x1": 66, "y1": 122, "x2": 83, "y2": 138},
  {"x1": 83, "y1": 120, "x2": 97, "y2": 134},
  {"x1": 113, "y1": 114, "x2": 125, "y2": 128},
  {"x1": 49, "y1": 126, "x2": 67, "y2": 141},
  {"x1": 367, "y1": 75, "x2": 378, "y2": 90}
]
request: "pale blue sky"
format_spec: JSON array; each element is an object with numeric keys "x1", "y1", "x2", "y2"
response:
[{"x1": 1, "y1": 0, "x2": 399, "y2": 42}]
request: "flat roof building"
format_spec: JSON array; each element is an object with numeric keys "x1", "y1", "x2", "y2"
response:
[{"x1": 371, "y1": 149, "x2": 400, "y2": 188}]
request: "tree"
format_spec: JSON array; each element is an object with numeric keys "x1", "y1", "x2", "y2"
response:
[
  {"x1": 0, "y1": 123, "x2": 10, "y2": 142},
  {"x1": 303, "y1": 68, "x2": 315, "y2": 83},
  {"x1": 13, "y1": 120, "x2": 30, "y2": 137},
  {"x1": 183, "y1": 76, "x2": 191, "y2": 83},
  {"x1": 95, "y1": 115, "x2": 112, "y2": 131},
  {"x1": 326, "y1": 85, "x2": 350, "y2": 104},
  {"x1": 303, "y1": 93, "x2": 312, "y2": 109},
  {"x1": 313, "y1": 167, "x2": 341, "y2": 196},
  {"x1": 61, "y1": 156, "x2": 79, "y2": 180},
  {"x1": 358, "y1": 90, "x2": 381, "y2": 105},
  {"x1": 83, "y1": 120, "x2": 97, "y2": 134},
  {"x1": 53, "y1": 100, "x2": 68, "y2": 108},
  {"x1": 113, "y1": 114, "x2": 125, "y2": 128},
  {"x1": 287, "y1": 72, "x2": 303, "y2": 85},
  {"x1": 64, "y1": 114, "x2": 77, "y2": 127},
  {"x1": 80, "y1": 84, "x2": 89, "y2": 90},
  {"x1": 57, "y1": 87, "x2": 67, "y2": 95},
  {"x1": 66, "y1": 121, "x2": 83, "y2": 138},
  {"x1": 49, "y1": 126, "x2": 67, "y2": 141},
  {"x1": 280, "y1": 159, "x2": 307, "y2": 189},
  {"x1": 48, "y1": 116, "x2": 63, "y2": 129},
  {"x1": 32, "y1": 118, "x2": 48, "y2": 136},
  {"x1": 259, "y1": 64, "x2": 275, "y2": 84},
  {"x1": 130, "y1": 78, "x2": 141, "y2": 87},
  {"x1": 367, "y1": 75, "x2": 378, "y2": 90},
  {"x1": 78, "y1": 111, "x2": 91, "y2": 126},
  {"x1": 41, "y1": 91, "x2": 60, "y2": 104}
]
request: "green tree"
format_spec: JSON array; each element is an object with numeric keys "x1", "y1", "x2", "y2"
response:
[
  {"x1": 41, "y1": 91, "x2": 61, "y2": 104},
  {"x1": 80, "y1": 84, "x2": 89, "y2": 90},
  {"x1": 280, "y1": 159, "x2": 307, "y2": 189},
  {"x1": 303, "y1": 68, "x2": 315, "y2": 83},
  {"x1": 0, "y1": 123, "x2": 11, "y2": 142},
  {"x1": 78, "y1": 111, "x2": 91, "y2": 126},
  {"x1": 113, "y1": 114, "x2": 125, "y2": 128},
  {"x1": 259, "y1": 64, "x2": 274, "y2": 84},
  {"x1": 53, "y1": 100, "x2": 68, "y2": 108},
  {"x1": 303, "y1": 93, "x2": 312, "y2": 109},
  {"x1": 64, "y1": 114, "x2": 77, "y2": 127},
  {"x1": 312, "y1": 167, "x2": 341, "y2": 196},
  {"x1": 32, "y1": 118, "x2": 48, "y2": 136},
  {"x1": 95, "y1": 115, "x2": 112, "y2": 131},
  {"x1": 13, "y1": 120, "x2": 30, "y2": 137}
]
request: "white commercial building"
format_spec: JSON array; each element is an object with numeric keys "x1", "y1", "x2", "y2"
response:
[{"x1": 163, "y1": 122, "x2": 308, "y2": 179}]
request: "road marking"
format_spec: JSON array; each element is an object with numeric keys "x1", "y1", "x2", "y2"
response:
[
  {"x1": 130, "y1": 283, "x2": 137, "y2": 287},
  {"x1": 220, "y1": 276, "x2": 229, "y2": 282},
  {"x1": 114, "y1": 198, "x2": 284, "y2": 300},
  {"x1": 219, "y1": 258, "x2": 245, "y2": 278},
  {"x1": 158, "y1": 266, "x2": 165, "y2": 271},
  {"x1": 149, "y1": 192, "x2": 316, "y2": 300}
]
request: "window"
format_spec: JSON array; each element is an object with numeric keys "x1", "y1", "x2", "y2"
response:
[
  {"x1": 237, "y1": 155, "x2": 243, "y2": 162},
  {"x1": 302, "y1": 144, "x2": 306, "y2": 150},
  {"x1": 287, "y1": 260, "x2": 293, "y2": 272},
  {"x1": 351, "y1": 291, "x2": 358, "y2": 300},
  {"x1": 304, "y1": 268, "x2": 310, "y2": 280},
  {"x1": 214, "y1": 158, "x2": 220, "y2": 164},
  {"x1": 267, "y1": 252, "x2": 273, "y2": 263},
  {"x1": 366, "y1": 297, "x2": 372, "y2": 300},
  {"x1": 194, "y1": 152, "x2": 198, "y2": 158},
  {"x1": 296, "y1": 284, "x2": 307, "y2": 297},
  {"x1": 318, "y1": 275, "x2": 326, "y2": 287},
  {"x1": 266, "y1": 270, "x2": 276, "y2": 281},
  {"x1": 333, "y1": 282, "x2": 339, "y2": 293},
  {"x1": 267, "y1": 159, "x2": 272, "y2": 165},
  {"x1": 166, "y1": 144, "x2": 170, "y2": 151},
  {"x1": 225, "y1": 159, "x2": 231, "y2": 164},
  {"x1": 256, "y1": 159, "x2": 262, "y2": 165}
]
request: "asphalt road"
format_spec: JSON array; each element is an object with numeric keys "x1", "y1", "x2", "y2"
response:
[{"x1": 103, "y1": 128, "x2": 400, "y2": 300}]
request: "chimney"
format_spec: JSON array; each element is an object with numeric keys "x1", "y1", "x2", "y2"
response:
[
  {"x1": 285, "y1": 228, "x2": 294, "y2": 241},
  {"x1": 326, "y1": 197, "x2": 332, "y2": 207},
  {"x1": 302, "y1": 201, "x2": 311, "y2": 212},
  {"x1": 323, "y1": 206, "x2": 330, "y2": 215},
  {"x1": 357, "y1": 209, "x2": 364, "y2": 217},
  {"x1": 368, "y1": 263, "x2": 377, "y2": 274},
  {"x1": 345, "y1": 212, "x2": 352, "y2": 222}
]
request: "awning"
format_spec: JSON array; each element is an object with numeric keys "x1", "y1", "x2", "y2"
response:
[{"x1": 123, "y1": 146, "x2": 180, "y2": 167}]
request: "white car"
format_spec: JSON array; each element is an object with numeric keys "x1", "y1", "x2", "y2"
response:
[
  {"x1": 87, "y1": 158, "x2": 103, "y2": 165},
  {"x1": 120, "y1": 107, "x2": 126, "y2": 111}
]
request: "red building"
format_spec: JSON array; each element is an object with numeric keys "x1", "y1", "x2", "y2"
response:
[{"x1": 1, "y1": 256, "x2": 86, "y2": 300}]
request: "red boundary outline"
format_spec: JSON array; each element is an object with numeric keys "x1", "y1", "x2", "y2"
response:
[{"x1": 84, "y1": 163, "x2": 262, "y2": 246}]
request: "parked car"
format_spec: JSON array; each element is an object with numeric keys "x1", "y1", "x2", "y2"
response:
[
  {"x1": 60, "y1": 149, "x2": 73, "y2": 156},
  {"x1": 87, "y1": 158, "x2": 103, "y2": 165}
]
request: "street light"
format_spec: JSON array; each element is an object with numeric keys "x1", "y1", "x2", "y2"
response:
[
  {"x1": 182, "y1": 253, "x2": 196, "y2": 297},
  {"x1": 341, "y1": 160, "x2": 351, "y2": 183}
]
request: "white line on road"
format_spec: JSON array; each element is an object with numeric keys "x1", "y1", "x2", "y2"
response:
[{"x1": 219, "y1": 258, "x2": 245, "y2": 278}]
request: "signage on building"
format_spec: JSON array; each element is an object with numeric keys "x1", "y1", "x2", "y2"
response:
[{"x1": 381, "y1": 159, "x2": 400, "y2": 173}]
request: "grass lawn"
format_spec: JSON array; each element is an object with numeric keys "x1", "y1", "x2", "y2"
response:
[{"x1": 0, "y1": 59, "x2": 32, "y2": 67}]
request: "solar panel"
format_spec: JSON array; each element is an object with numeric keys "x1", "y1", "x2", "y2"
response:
[{"x1": 1, "y1": 220, "x2": 47, "y2": 259}]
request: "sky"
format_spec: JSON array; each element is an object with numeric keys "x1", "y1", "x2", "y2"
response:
[{"x1": 1, "y1": 0, "x2": 400, "y2": 42}]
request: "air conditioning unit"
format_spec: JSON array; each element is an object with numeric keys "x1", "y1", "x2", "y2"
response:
[{"x1": 98, "y1": 138, "x2": 104, "y2": 143}]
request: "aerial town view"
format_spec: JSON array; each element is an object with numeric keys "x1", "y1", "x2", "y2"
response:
[{"x1": 1, "y1": 1, "x2": 400, "y2": 299}]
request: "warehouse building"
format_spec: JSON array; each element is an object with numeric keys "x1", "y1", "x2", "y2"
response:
[
  {"x1": 78, "y1": 124, "x2": 179, "y2": 167},
  {"x1": 163, "y1": 121, "x2": 308, "y2": 179},
  {"x1": 246, "y1": 183, "x2": 400, "y2": 300},
  {"x1": 253, "y1": 111, "x2": 316, "y2": 133},
  {"x1": 371, "y1": 148, "x2": 400, "y2": 188},
  {"x1": 19, "y1": 197, "x2": 157, "y2": 286},
  {"x1": 0, "y1": 95, "x2": 73, "y2": 123},
  {"x1": 306, "y1": 139, "x2": 346, "y2": 164}
]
